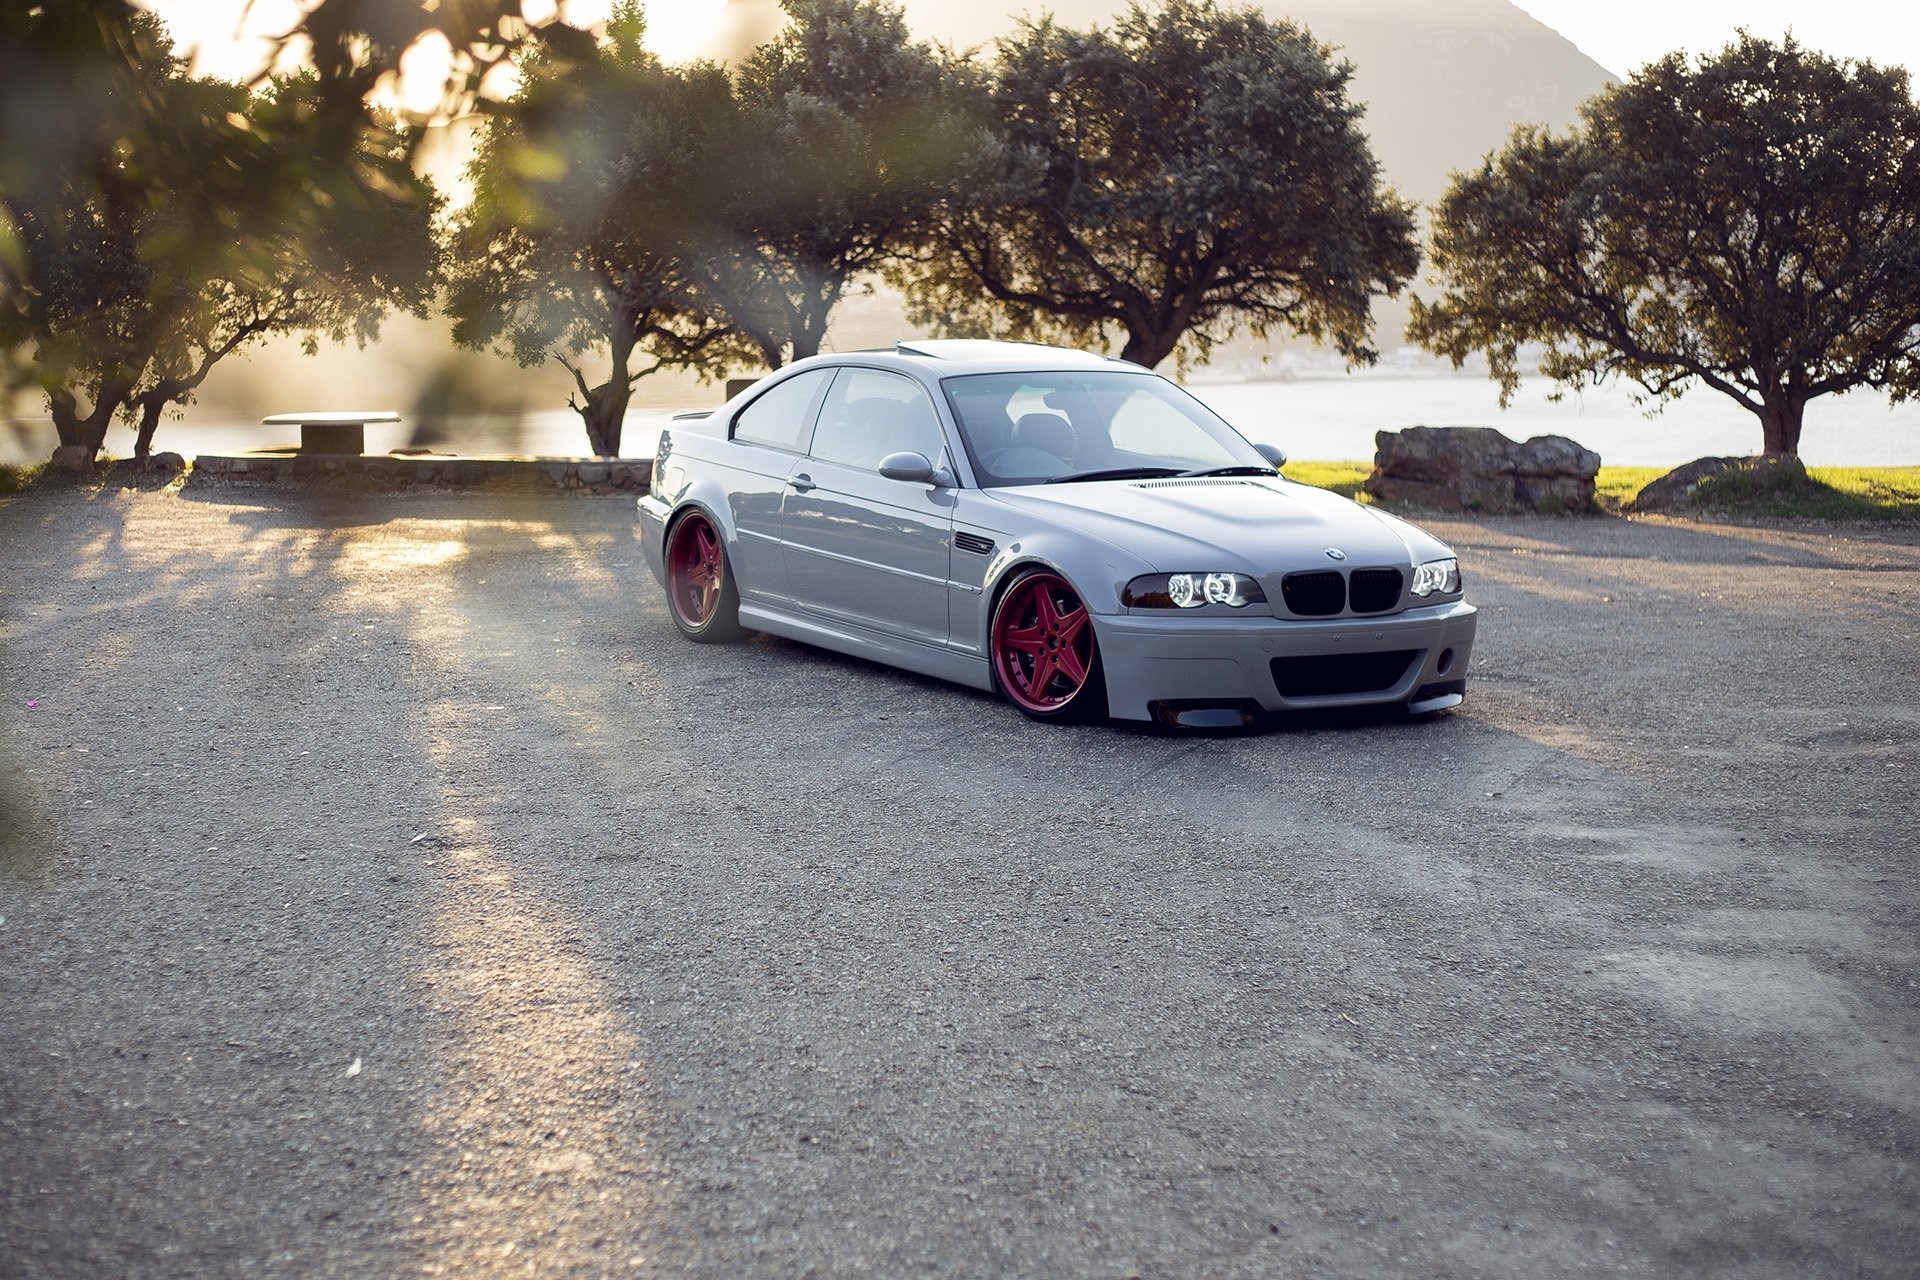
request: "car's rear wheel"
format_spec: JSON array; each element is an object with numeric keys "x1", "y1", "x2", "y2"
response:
[
  {"x1": 990, "y1": 569, "x2": 1106, "y2": 722},
  {"x1": 664, "y1": 509, "x2": 746, "y2": 643}
]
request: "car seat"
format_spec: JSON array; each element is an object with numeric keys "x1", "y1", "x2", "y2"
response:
[{"x1": 1012, "y1": 412, "x2": 1076, "y2": 464}]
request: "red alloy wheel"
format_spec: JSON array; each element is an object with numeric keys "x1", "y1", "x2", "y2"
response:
[
  {"x1": 665, "y1": 511, "x2": 726, "y2": 629},
  {"x1": 992, "y1": 570, "x2": 1099, "y2": 716}
]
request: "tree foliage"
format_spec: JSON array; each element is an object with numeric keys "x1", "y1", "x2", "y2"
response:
[
  {"x1": 446, "y1": 0, "x2": 986, "y2": 453},
  {"x1": 709, "y1": 0, "x2": 989, "y2": 369},
  {"x1": 0, "y1": 5, "x2": 441, "y2": 460},
  {"x1": 903, "y1": 0, "x2": 1418, "y2": 370},
  {"x1": 1409, "y1": 34, "x2": 1920, "y2": 456},
  {"x1": 447, "y1": 4, "x2": 750, "y2": 456}
]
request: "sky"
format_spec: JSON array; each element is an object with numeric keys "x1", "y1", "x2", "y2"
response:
[
  {"x1": 630, "y1": 2, "x2": 1920, "y2": 76},
  {"x1": 1510, "y1": 1, "x2": 1918, "y2": 79},
  {"x1": 147, "y1": 1, "x2": 1920, "y2": 89}
]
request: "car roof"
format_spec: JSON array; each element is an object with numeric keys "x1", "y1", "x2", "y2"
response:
[{"x1": 807, "y1": 340, "x2": 1142, "y2": 379}]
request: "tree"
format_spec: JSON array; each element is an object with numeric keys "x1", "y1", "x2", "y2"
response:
[
  {"x1": 903, "y1": 0, "x2": 1418, "y2": 370},
  {"x1": 1409, "y1": 34, "x2": 1920, "y2": 457},
  {"x1": 1, "y1": 4, "x2": 179, "y2": 450},
  {"x1": 707, "y1": 0, "x2": 989, "y2": 369},
  {"x1": 125, "y1": 76, "x2": 441, "y2": 459},
  {"x1": 446, "y1": 4, "x2": 750, "y2": 456},
  {"x1": 0, "y1": 7, "x2": 441, "y2": 462}
]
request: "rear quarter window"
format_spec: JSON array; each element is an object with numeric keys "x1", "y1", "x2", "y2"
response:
[{"x1": 732, "y1": 369, "x2": 832, "y2": 451}]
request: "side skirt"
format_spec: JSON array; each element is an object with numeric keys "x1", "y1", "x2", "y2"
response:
[{"x1": 738, "y1": 603, "x2": 996, "y2": 694}]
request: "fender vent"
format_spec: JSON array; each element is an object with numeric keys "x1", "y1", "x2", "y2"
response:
[{"x1": 954, "y1": 531, "x2": 995, "y2": 556}]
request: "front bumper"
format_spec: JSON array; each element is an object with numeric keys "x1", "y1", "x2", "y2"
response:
[{"x1": 1094, "y1": 600, "x2": 1478, "y2": 723}]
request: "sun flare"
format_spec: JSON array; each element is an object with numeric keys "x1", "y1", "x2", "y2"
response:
[{"x1": 632, "y1": 0, "x2": 731, "y2": 64}]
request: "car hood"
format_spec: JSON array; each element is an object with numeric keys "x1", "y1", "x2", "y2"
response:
[{"x1": 984, "y1": 476, "x2": 1436, "y2": 575}]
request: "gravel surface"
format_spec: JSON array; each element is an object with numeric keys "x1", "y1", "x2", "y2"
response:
[{"x1": 1, "y1": 485, "x2": 1915, "y2": 1278}]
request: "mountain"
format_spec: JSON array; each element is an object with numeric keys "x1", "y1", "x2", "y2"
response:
[{"x1": 1280, "y1": 0, "x2": 1617, "y2": 204}]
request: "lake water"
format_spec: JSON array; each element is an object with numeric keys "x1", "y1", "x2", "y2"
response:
[
  {"x1": 4, "y1": 371, "x2": 1916, "y2": 468},
  {"x1": 1187, "y1": 373, "x2": 1920, "y2": 467}
]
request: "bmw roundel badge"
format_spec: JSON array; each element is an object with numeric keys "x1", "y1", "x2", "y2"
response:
[{"x1": 1324, "y1": 547, "x2": 1347, "y2": 561}]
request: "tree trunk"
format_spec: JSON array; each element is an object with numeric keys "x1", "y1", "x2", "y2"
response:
[
  {"x1": 788, "y1": 329, "x2": 822, "y2": 363},
  {"x1": 1758, "y1": 394, "x2": 1805, "y2": 456},
  {"x1": 566, "y1": 318, "x2": 638, "y2": 457},
  {"x1": 135, "y1": 396, "x2": 164, "y2": 460},
  {"x1": 48, "y1": 388, "x2": 119, "y2": 461},
  {"x1": 1119, "y1": 327, "x2": 1176, "y2": 369},
  {"x1": 574, "y1": 379, "x2": 631, "y2": 458},
  {"x1": 789, "y1": 289, "x2": 838, "y2": 365}
]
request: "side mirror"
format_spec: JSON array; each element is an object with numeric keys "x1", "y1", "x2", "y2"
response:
[
  {"x1": 878, "y1": 450, "x2": 938, "y2": 484},
  {"x1": 1254, "y1": 442, "x2": 1287, "y2": 469}
]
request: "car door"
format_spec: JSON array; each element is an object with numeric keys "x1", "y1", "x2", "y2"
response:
[
  {"x1": 780, "y1": 367, "x2": 956, "y2": 647},
  {"x1": 719, "y1": 368, "x2": 833, "y2": 606}
]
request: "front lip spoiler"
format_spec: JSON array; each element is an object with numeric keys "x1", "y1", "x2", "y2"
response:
[{"x1": 1408, "y1": 679, "x2": 1467, "y2": 714}]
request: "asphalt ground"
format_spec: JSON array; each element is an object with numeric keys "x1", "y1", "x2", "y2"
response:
[{"x1": 1, "y1": 485, "x2": 1915, "y2": 1278}]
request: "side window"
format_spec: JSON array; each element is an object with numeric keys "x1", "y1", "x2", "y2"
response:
[
  {"x1": 809, "y1": 369, "x2": 946, "y2": 472},
  {"x1": 732, "y1": 369, "x2": 832, "y2": 451}
]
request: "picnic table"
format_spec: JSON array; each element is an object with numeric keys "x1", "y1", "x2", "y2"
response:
[{"x1": 262, "y1": 410, "x2": 401, "y2": 456}]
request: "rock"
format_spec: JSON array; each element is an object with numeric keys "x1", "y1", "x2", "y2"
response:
[
  {"x1": 144, "y1": 451, "x2": 186, "y2": 476},
  {"x1": 1628, "y1": 454, "x2": 1807, "y2": 512},
  {"x1": 49, "y1": 446, "x2": 95, "y2": 473},
  {"x1": 1364, "y1": 426, "x2": 1601, "y2": 513}
]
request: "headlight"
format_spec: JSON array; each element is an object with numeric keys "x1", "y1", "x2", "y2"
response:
[
  {"x1": 1123, "y1": 572, "x2": 1266, "y2": 609},
  {"x1": 1411, "y1": 557, "x2": 1461, "y2": 597}
]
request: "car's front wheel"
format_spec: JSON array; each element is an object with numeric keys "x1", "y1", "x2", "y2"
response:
[
  {"x1": 664, "y1": 509, "x2": 747, "y2": 643},
  {"x1": 990, "y1": 568, "x2": 1106, "y2": 722}
]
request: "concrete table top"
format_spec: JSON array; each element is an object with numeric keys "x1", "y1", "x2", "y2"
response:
[{"x1": 262, "y1": 411, "x2": 401, "y2": 456}]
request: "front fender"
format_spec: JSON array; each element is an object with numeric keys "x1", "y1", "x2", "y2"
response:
[{"x1": 972, "y1": 526, "x2": 1154, "y2": 660}]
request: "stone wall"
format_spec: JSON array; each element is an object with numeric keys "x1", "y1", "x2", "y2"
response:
[{"x1": 189, "y1": 453, "x2": 653, "y2": 494}]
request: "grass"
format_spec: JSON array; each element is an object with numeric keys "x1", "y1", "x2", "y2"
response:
[
  {"x1": 1685, "y1": 464, "x2": 1920, "y2": 519},
  {"x1": 1593, "y1": 466, "x2": 1666, "y2": 510},
  {"x1": 1280, "y1": 460, "x2": 1371, "y2": 499},
  {"x1": 0, "y1": 462, "x2": 43, "y2": 494},
  {"x1": 1284, "y1": 461, "x2": 1920, "y2": 519}
]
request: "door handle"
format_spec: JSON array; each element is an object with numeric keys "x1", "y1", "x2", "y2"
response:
[{"x1": 788, "y1": 473, "x2": 816, "y2": 493}]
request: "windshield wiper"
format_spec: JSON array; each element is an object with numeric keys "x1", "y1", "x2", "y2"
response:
[
  {"x1": 1178, "y1": 464, "x2": 1279, "y2": 478},
  {"x1": 1044, "y1": 466, "x2": 1184, "y2": 484}
]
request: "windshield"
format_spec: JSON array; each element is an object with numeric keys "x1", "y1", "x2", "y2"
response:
[{"x1": 941, "y1": 370, "x2": 1271, "y2": 487}]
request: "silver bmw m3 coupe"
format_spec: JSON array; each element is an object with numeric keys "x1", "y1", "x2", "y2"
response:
[{"x1": 637, "y1": 340, "x2": 1476, "y2": 726}]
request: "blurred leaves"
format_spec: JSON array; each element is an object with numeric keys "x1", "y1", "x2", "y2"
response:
[
  {"x1": 447, "y1": 1, "x2": 753, "y2": 455},
  {"x1": 0, "y1": 3, "x2": 442, "y2": 458},
  {"x1": 447, "y1": 0, "x2": 989, "y2": 453},
  {"x1": 1409, "y1": 33, "x2": 1920, "y2": 456}
]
